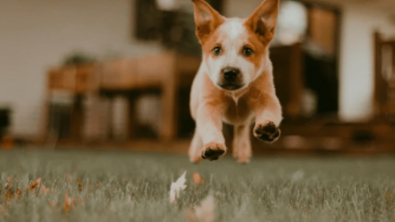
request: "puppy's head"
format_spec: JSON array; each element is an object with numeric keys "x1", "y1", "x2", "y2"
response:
[{"x1": 192, "y1": 0, "x2": 279, "y2": 91}]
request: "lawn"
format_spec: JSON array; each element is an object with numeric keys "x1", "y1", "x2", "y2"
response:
[{"x1": 0, "y1": 149, "x2": 394, "y2": 222}]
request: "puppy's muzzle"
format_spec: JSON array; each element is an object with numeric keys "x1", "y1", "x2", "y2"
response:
[{"x1": 219, "y1": 67, "x2": 244, "y2": 90}]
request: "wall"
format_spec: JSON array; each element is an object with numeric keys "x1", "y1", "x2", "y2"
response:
[{"x1": 0, "y1": 0, "x2": 163, "y2": 138}]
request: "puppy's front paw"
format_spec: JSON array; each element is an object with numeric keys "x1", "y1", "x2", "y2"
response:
[
  {"x1": 201, "y1": 142, "x2": 226, "y2": 161},
  {"x1": 254, "y1": 121, "x2": 281, "y2": 143}
]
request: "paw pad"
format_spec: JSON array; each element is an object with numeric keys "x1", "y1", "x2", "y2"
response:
[
  {"x1": 201, "y1": 143, "x2": 226, "y2": 161},
  {"x1": 254, "y1": 121, "x2": 281, "y2": 143}
]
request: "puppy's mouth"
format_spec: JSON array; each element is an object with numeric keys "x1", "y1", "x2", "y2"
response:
[{"x1": 218, "y1": 83, "x2": 245, "y2": 91}]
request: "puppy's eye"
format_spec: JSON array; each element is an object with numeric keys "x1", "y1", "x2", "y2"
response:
[
  {"x1": 212, "y1": 46, "x2": 222, "y2": 56},
  {"x1": 242, "y1": 47, "x2": 254, "y2": 57}
]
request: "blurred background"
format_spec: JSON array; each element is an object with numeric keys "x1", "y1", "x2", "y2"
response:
[{"x1": 1, "y1": 0, "x2": 395, "y2": 155}]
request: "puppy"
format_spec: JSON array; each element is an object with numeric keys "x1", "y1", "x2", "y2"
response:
[{"x1": 189, "y1": 0, "x2": 282, "y2": 164}]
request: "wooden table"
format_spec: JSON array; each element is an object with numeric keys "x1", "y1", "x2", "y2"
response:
[{"x1": 43, "y1": 51, "x2": 201, "y2": 142}]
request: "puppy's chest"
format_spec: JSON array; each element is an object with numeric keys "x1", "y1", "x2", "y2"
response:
[{"x1": 222, "y1": 96, "x2": 254, "y2": 125}]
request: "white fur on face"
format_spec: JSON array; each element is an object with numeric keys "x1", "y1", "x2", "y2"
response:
[{"x1": 204, "y1": 19, "x2": 265, "y2": 90}]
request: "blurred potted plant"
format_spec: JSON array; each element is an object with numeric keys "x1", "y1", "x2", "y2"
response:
[
  {"x1": 62, "y1": 51, "x2": 96, "y2": 66},
  {"x1": 53, "y1": 51, "x2": 99, "y2": 93}
]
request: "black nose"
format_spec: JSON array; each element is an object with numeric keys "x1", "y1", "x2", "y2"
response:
[{"x1": 223, "y1": 68, "x2": 240, "y2": 81}]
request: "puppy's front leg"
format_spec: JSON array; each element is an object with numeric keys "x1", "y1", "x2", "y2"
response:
[
  {"x1": 253, "y1": 94, "x2": 282, "y2": 143},
  {"x1": 196, "y1": 102, "x2": 226, "y2": 161},
  {"x1": 233, "y1": 124, "x2": 252, "y2": 164}
]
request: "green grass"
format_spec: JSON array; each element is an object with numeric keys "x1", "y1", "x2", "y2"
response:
[{"x1": 0, "y1": 149, "x2": 394, "y2": 222}]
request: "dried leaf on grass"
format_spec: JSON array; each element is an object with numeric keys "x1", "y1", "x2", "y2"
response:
[
  {"x1": 3, "y1": 176, "x2": 95, "y2": 213},
  {"x1": 64, "y1": 192, "x2": 72, "y2": 212},
  {"x1": 4, "y1": 191, "x2": 14, "y2": 203},
  {"x1": 4, "y1": 177, "x2": 22, "y2": 202},
  {"x1": 169, "y1": 171, "x2": 187, "y2": 204},
  {"x1": 4, "y1": 177, "x2": 13, "y2": 202},
  {"x1": 77, "y1": 180, "x2": 84, "y2": 192},
  {"x1": 26, "y1": 178, "x2": 41, "y2": 191},
  {"x1": 16, "y1": 188, "x2": 22, "y2": 199},
  {"x1": 4, "y1": 188, "x2": 22, "y2": 202},
  {"x1": 193, "y1": 173, "x2": 205, "y2": 186},
  {"x1": 4, "y1": 177, "x2": 12, "y2": 189},
  {"x1": 187, "y1": 194, "x2": 215, "y2": 222}
]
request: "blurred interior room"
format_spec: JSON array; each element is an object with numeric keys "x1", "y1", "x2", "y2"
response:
[{"x1": 1, "y1": 0, "x2": 395, "y2": 154}]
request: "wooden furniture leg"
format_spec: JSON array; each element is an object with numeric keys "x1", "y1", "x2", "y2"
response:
[
  {"x1": 41, "y1": 92, "x2": 51, "y2": 143},
  {"x1": 126, "y1": 94, "x2": 138, "y2": 140},
  {"x1": 160, "y1": 72, "x2": 178, "y2": 141},
  {"x1": 70, "y1": 95, "x2": 84, "y2": 141},
  {"x1": 106, "y1": 97, "x2": 114, "y2": 140}
]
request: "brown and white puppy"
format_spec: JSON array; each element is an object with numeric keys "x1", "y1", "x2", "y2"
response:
[{"x1": 189, "y1": 0, "x2": 282, "y2": 164}]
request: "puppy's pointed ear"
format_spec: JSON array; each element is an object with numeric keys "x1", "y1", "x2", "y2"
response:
[
  {"x1": 245, "y1": 0, "x2": 279, "y2": 43},
  {"x1": 191, "y1": 0, "x2": 225, "y2": 43}
]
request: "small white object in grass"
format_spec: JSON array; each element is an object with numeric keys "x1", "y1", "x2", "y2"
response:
[
  {"x1": 187, "y1": 194, "x2": 216, "y2": 222},
  {"x1": 169, "y1": 171, "x2": 187, "y2": 204}
]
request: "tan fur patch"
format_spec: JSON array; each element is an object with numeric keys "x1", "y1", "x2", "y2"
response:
[
  {"x1": 202, "y1": 30, "x2": 225, "y2": 63},
  {"x1": 244, "y1": 28, "x2": 269, "y2": 70},
  {"x1": 192, "y1": 0, "x2": 225, "y2": 44}
]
